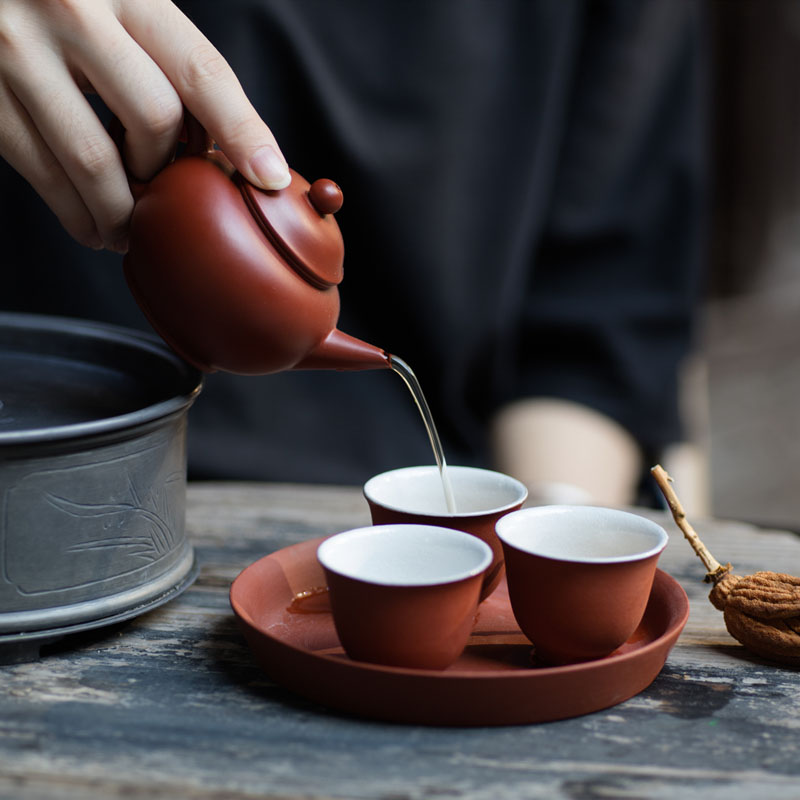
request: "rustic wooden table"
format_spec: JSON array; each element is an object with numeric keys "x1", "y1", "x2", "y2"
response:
[{"x1": 2, "y1": 482, "x2": 800, "y2": 799}]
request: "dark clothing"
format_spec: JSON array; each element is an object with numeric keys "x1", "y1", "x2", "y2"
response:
[{"x1": 1, "y1": 0, "x2": 707, "y2": 484}]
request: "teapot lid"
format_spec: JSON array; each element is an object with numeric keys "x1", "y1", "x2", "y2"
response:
[{"x1": 238, "y1": 169, "x2": 345, "y2": 290}]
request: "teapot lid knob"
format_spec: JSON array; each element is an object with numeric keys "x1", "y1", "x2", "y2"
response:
[{"x1": 309, "y1": 179, "x2": 343, "y2": 215}]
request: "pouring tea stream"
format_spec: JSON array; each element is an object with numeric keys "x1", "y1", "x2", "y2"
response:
[{"x1": 122, "y1": 119, "x2": 456, "y2": 511}]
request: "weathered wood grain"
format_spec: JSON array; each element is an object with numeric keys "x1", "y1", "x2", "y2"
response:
[{"x1": 2, "y1": 483, "x2": 800, "y2": 799}]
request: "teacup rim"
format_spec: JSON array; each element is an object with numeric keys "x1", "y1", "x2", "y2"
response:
[
  {"x1": 495, "y1": 505, "x2": 668, "y2": 564},
  {"x1": 363, "y1": 464, "x2": 529, "y2": 518},
  {"x1": 317, "y1": 523, "x2": 493, "y2": 587}
]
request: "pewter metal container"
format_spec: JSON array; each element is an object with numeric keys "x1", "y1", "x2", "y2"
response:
[{"x1": 0, "y1": 313, "x2": 203, "y2": 662}]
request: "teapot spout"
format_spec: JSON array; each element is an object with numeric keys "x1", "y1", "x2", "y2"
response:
[{"x1": 294, "y1": 329, "x2": 391, "y2": 371}]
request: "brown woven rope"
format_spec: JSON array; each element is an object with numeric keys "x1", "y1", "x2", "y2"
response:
[{"x1": 652, "y1": 465, "x2": 800, "y2": 666}]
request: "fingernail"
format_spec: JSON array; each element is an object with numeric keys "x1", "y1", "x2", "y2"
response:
[
  {"x1": 250, "y1": 146, "x2": 291, "y2": 189},
  {"x1": 108, "y1": 236, "x2": 129, "y2": 255},
  {"x1": 81, "y1": 231, "x2": 105, "y2": 250}
]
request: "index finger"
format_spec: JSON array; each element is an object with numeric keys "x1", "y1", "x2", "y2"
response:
[{"x1": 119, "y1": 0, "x2": 291, "y2": 189}]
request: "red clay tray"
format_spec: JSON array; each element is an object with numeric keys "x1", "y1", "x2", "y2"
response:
[{"x1": 230, "y1": 536, "x2": 689, "y2": 726}]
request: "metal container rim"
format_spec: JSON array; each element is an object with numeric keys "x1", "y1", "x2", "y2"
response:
[{"x1": 0, "y1": 312, "x2": 203, "y2": 448}]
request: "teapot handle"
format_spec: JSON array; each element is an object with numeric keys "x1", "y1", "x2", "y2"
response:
[
  {"x1": 182, "y1": 112, "x2": 215, "y2": 157},
  {"x1": 108, "y1": 110, "x2": 214, "y2": 199}
]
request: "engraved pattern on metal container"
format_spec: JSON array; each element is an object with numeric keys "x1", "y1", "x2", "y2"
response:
[{"x1": 0, "y1": 419, "x2": 187, "y2": 610}]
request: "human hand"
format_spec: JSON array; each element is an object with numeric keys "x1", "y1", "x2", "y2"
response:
[
  {"x1": 490, "y1": 398, "x2": 642, "y2": 507},
  {"x1": 0, "y1": 0, "x2": 290, "y2": 253}
]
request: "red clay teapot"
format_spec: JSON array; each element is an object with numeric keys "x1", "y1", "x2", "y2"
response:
[{"x1": 123, "y1": 121, "x2": 390, "y2": 374}]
